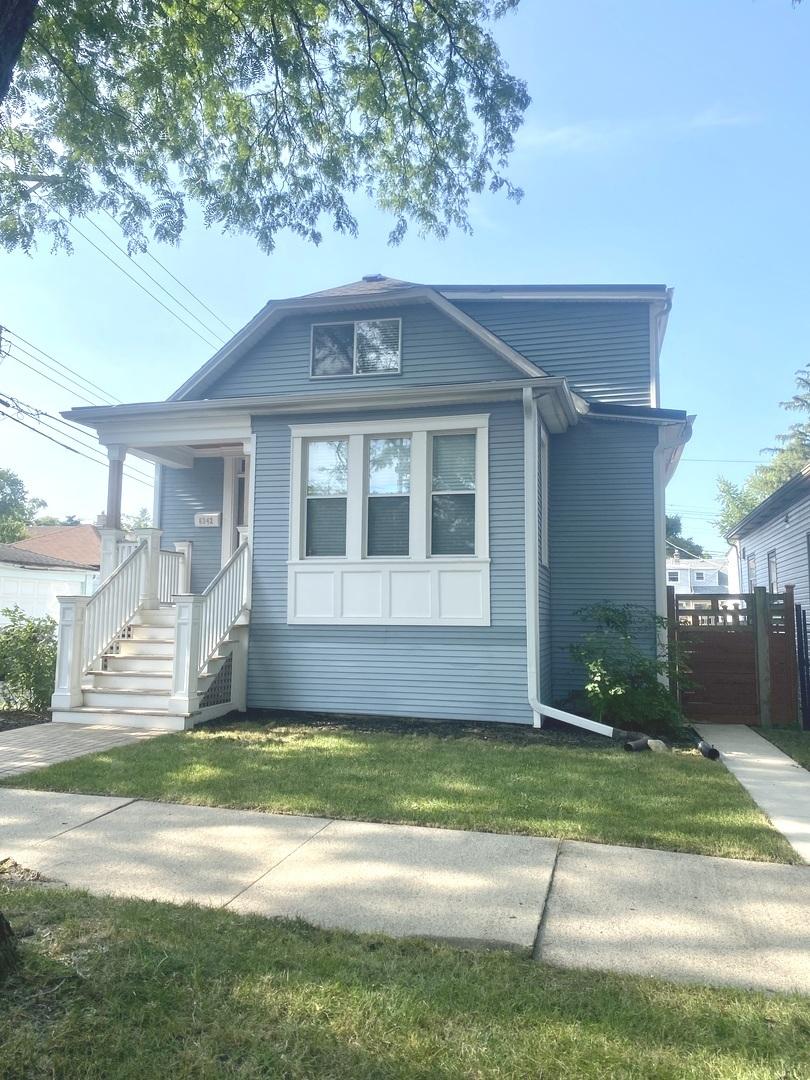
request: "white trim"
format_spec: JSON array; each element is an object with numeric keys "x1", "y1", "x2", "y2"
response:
[
  {"x1": 221, "y1": 456, "x2": 238, "y2": 564},
  {"x1": 310, "y1": 317, "x2": 402, "y2": 378},
  {"x1": 437, "y1": 287, "x2": 671, "y2": 302},
  {"x1": 152, "y1": 464, "x2": 162, "y2": 529},
  {"x1": 289, "y1": 414, "x2": 490, "y2": 439}
]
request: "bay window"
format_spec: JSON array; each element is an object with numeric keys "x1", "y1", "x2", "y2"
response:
[{"x1": 288, "y1": 414, "x2": 490, "y2": 625}]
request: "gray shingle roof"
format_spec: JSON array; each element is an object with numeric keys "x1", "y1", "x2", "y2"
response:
[{"x1": 0, "y1": 543, "x2": 96, "y2": 570}]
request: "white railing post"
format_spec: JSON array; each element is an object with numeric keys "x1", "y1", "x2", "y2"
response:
[
  {"x1": 237, "y1": 529, "x2": 252, "y2": 612},
  {"x1": 173, "y1": 541, "x2": 193, "y2": 593},
  {"x1": 51, "y1": 595, "x2": 91, "y2": 710},
  {"x1": 99, "y1": 528, "x2": 124, "y2": 583},
  {"x1": 169, "y1": 594, "x2": 203, "y2": 716},
  {"x1": 135, "y1": 528, "x2": 162, "y2": 609}
]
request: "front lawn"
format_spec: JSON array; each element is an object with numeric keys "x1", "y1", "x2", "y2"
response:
[
  {"x1": 6, "y1": 715, "x2": 796, "y2": 862},
  {"x1": 2, "y1": 884, "x2": 809, "y2": 1079},
  {"x1": 764, "y1": 728, "x2": 810, "y2": 771}
]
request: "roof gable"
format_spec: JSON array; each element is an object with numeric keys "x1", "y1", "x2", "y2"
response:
[
  {"x1": 12, "y1": 524, "x2": 100, "y2": 568},
  {"x1": 171, "y1": 281, "x2": 546, "y2": 401}
]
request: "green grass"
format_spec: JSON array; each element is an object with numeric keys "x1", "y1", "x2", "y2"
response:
[
  {"x1": 763, "y1": 728, "x2": 810, "y2": 770},
  {"x1": 6, "y1": 716, "x2": 796, "y2": 862},
  {"x1": 2, "y1": 885, "x2": 809, "y2": 1079}
]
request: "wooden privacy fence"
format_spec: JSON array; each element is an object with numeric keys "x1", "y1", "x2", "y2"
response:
[{"x1": 667, "y1": 586, "x2": 798, "y2": 727}]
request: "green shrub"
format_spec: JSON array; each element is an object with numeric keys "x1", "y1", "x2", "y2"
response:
[
  {"x1": 570, "y1": 603, "x2": 686, "y2": 739},
  {"x1": 0, "y1": 606, "x2": 57, "y2": 713}
]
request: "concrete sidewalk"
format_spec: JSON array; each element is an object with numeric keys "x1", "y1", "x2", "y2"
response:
[
  {"x1": 0, "y1": 723, "x2": 162, "y2": 779},
  {"x1": 696, "y1": 724, "x2": 810, "y2": 863},
  {"x1": 2, "y1": 787, "x2": 810, "y2": 994}
]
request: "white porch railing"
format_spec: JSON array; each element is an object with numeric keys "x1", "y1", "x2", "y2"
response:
[
  {"x1": 169, "y1": 540, "x2": 251, "y2": 715},
  {"x1": 82, "y1": 541, "x2": 147, "y2": 672},
  {"x1": 158, "y1": 549, "x2": 185, "y2": 604}
]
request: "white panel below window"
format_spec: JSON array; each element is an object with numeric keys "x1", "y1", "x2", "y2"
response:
[
  {"x1": 390, "y1": 572, "x2": 431, "y2": 619},
  {"x1": 342, "y1": 572, "x2": 383, "y2": 618},
  {"x1": 287, "y1": 560, "x2": 490, "y2": 625},
  {"x1": 437, "y1": 570, "x2": 484, "y2": 620},
  {"x1": 295, "y1": 572, "x2": 335, "y2": 617}
]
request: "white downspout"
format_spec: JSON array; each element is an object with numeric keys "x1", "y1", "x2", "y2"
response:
[{"x1": 522, "y1": 388, "x2": 615, "y2": 738}]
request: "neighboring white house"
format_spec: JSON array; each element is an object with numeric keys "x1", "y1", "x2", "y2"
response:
[
  {"x1": 0, "y1": 545, "x2": 98, "y2": 623},
  {"x1": 666, "y1": 555, "x2": 729, "y2": 602}
]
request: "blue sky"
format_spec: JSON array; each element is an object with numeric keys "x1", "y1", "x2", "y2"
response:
[{"x1": 1, "y1": 0, "x2": 808, "y2": 551}]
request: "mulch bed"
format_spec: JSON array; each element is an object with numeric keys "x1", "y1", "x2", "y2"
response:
[{"x1": 0, "y1": 712, "x2": 50, "y2": 734}]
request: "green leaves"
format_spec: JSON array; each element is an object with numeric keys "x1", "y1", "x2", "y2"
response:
[
  {"x1": 1, "y1": 0, "x2": 529, "y2": 253},
  {"x1": 0, "y1": 606, "x2": 56, "y2": 712},
  {"x1": 0, "y1": 469, "x2": 45, "y2": 543}
]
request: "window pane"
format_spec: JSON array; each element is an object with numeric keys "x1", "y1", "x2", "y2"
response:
[
  {"x1": 312, "y1": 324, "x2": 354, "y2": 376},
  {"x1": 431, "y1": 493, "x2": 475, "y2": 555},
  {"x1": 306, "y1": 498, "x2": 346, "y2": 557},
  {"x1": 368, "y1": 496, "x2": 409, "y2": 556},
  {"x1": 368, "y1": 437, "x2": 410, "y2": 494},
  {"x1": 307, "y1": 439, "x2": 347, "y2": 495},
  {"x1": 432, "y1": 433, "x2": 475, "y2": 491},
  {"x1": 356, "y1": 319, "x2": 400, "y2": 373}
]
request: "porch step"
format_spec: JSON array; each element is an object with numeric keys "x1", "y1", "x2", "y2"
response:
[
  {"x1": 82, "y1": 687, "x2": 172, "y2": 711},
  {"x1": 52, "y1": 707, "x2": 188, "y2": 731},
  {"x1": 102, "y1": 655, "x2": 174, "y2": 674},
  {"x1": 111, "y1": 639, "x2": 175, "y2": 658},
  {"x1": 129, "y1": 608, "x2": 176, "y2": 628},
  {"x1": 84, "y1": 670, "x2": 173, "y2": 691},
  {"x1": 126, "y1": 624, "x2": 176, "y2": 642}
]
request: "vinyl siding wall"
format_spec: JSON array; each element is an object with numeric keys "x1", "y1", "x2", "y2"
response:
[
  {"x1": 738, "y1": 494, "x2": 810, "y2": 610},
  {"x1": 205, "y1": 302, "x2": 523, "y2": 398},
  {"x1": 158, "y1": 457, "x2": 224, "y2": 594},
  {"x1": 247, "y1": 399, "x2": 532, "y2": 724},
  {"x1": 549, "y1": 418, "x2": 658, "y2": 700},
  {"x1": 457, "y1": 301, "x2": 652, "y2": 406}
]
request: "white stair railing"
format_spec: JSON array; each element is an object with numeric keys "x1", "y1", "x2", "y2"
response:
[
  {"x1": 197, "y1": 541, "x2": 250, "y2": 674},
  {"x1": 82, "y1": 540, "x2": 147, "y2": 672},
  {"x1": 158, "y1": 549, "x2": 185, "y2": 603},
  {"x1": 169, "y1": 541, "x2": 250, "y2": 716}
]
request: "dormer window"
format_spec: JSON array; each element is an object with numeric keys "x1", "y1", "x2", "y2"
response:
[{"x1": 311, "y1": 318, "x2": 401, "y2": 377}]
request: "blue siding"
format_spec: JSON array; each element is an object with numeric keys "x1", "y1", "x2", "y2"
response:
[
  {"x1": 457, "y1": 301, "x2": 652, "y2": 406},
  {"x1": 205, "y1": 302, "x2": 525, "y2": 398},
  {"x1": 549, "y1": 419, "x2": 658, "y2": 701},
  {"x1": 738, "y1": 495, "x2": 810, "y2": 610},
  {"x1": 247, "y1": 400, "x2": 532, "y2": 724},
  {"x1": 159, "y1": 458, "x2": 224, "y2": 593}
]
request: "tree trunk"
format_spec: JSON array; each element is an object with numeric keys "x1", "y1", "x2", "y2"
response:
[
  {"x1": 0, "y1": 0, "x2": 40, "y2": 104},
  {"x1": 0, "y1": 910, "x2": 16, "y2": 978}
]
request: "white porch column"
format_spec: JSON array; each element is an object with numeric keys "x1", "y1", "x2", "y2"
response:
[
  {"x1": 105, "y1": 444, "x2": 127, "y2": 530},
  {"x1": 51, "y1": 595, "x2": 91, "y2": 710},
  {"x1": 99, "y1": 527, "x2": 124, "y2": 582},
  {"x1": 169, "y1": 594, "x2": 203, "y2": 715},
  {"x1": 173, "y1": 541, "x2": 193, "y2": 593},
  {"x1": 134, "y1": 528, "x2": 163, "y2": 609}
]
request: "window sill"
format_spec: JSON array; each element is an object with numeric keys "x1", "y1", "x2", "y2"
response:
[{"x1": 286, "y1": 558, "x2": 491, "y2": 626}]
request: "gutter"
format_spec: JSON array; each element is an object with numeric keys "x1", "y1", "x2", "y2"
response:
[{"x1": 521, "y1": 387, "x2": 615, "y2": 739}]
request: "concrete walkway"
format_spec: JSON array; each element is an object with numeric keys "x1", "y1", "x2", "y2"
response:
[
  {"x1": 0, "y1": 723, "x2": 163, "y2": 779},
  {"x1": 696, "y1": 724, "x2": 810, "y2": 864},
  {"x1": 3, "y1": 787, "x2": 809, "y2": 994}
]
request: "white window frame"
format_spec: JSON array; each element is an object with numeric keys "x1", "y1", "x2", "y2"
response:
[
  {"x1": 287, "y1": 414, "x2": 490, "y2": 625},
  {"x1": 310, "y1": 318, "x2": 402, "y2": 379},
  {"x1": 667, "y1": 570, "x2": 679, "y2": 583}
]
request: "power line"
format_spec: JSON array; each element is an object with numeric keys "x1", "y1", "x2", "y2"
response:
[
  {"x1": 0, "y1": 409, "x2": 153, "y2": 489},
  {"x1": 47, "y1": 208, "x2": 221, "y2": 350},
  {"x1": 3, "y1": 345, "x2": 102, "y2": 407},
  {"x1": 0, "y1": 393, "x2": 154, "y2": 485},
  {"x1": 82, "y1": 215, "x2": 228, "y2": 344},
  {"x1": 3, "y1": 340, "x2": 111, "y2": 407},
  {"x1": 100, "y1": 207, "x2": 236, "y2": 335},
  {"x1": 1, "y1": 326, "x2": 121, "y2": 404}
]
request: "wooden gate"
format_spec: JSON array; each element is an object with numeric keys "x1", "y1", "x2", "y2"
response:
[{"x1": 668, "y1": 586, "x2": 798, "y2": 727}]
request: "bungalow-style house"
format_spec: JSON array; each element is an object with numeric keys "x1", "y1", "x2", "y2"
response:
[
  {"x1": 52, "y1": 276, "x2": 691, "y2": 731},
  {"x1": 727, "y1": 463, "x2": 810, "y2": 606}
]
